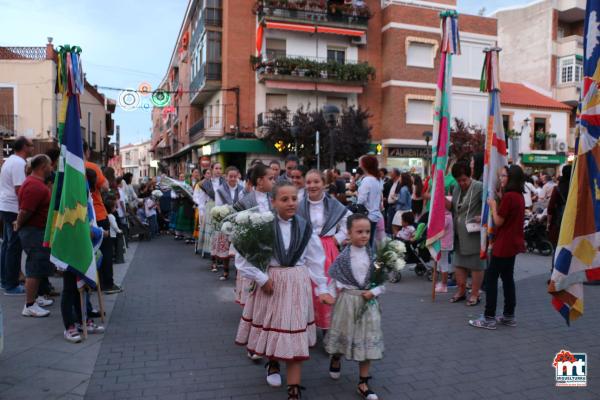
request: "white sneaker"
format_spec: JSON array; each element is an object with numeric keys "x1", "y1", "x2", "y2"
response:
[
  {"x1": 36, "y1": 296, "x2": 54, "y2": 307},
  {"x1": 85, "y1": 320, "x2": 105, "y2": 334},
  {"x1": 64, "y1": 327, "x2": 82, "y2": 343},
  {"x1": 435, "y1": 283, "x2": 448, "y2": 293},
  {"x1": 22, "y1": 303, "x2": 50, "y2": 317},
  {"x1": 247, "y1": 351, "x2": 262, "y2": 361},
  {"x1": 265, "y1": 362, "x2": 282, "y2": 387}
]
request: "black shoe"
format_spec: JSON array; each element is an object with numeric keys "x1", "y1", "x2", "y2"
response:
[
  {"x1": 357, "y1": 376, "x2": 378, "y2": 400},
  {"x1": 329, "y1": 356, "x2": 341, "y2": 380},
  {"x1": 103, "y1": 285, "x2": 123, "y2": 294},
  {"x1": 287, "y1": 384, "x2": 305, "y2": 399},
  {"x1": 88, "y1": 309, "x2": 104, "y2": 319}
]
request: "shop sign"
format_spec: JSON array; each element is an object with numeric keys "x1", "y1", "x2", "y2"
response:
[
  {"x1": 522, "y1": 153, "x2": 566, "y2": 165},
  {"x1": 388, "y1": 147, "x2": 428, "y2": 158}
]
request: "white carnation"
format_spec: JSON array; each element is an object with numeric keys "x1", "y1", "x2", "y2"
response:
[
  {"x1": 260, "y1": 212, "x2": 274, "y2": 223},
  {"x1": 395, "y1": 258, "x2": 406, "y2": 271},
  {"x1": 221, "y1": 221, "x2": 234, "y2": 235},
  {"x1": 249, "y1": 213, "x2": 262, "y2": 224}
]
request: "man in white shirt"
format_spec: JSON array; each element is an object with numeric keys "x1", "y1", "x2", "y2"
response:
[{"x1": 0, "y1": 137, "x2": 34, "y2": 295}]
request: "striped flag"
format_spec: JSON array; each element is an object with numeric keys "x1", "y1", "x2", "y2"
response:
[
  {"x1": 44, "y1": 46, "x2": 97, "y2": 287},
  {"x1": 548, "y1": 0, "x2": 600, "y2": 324},
  {"x1": 426, "y1": 11, "x2": 460, "y2": 261},
  {"x1": 480, "y1": 49, "x2": 508, "y2": 259}
]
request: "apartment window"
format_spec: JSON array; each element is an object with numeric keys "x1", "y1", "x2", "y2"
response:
[
  {"x1": 407, "y1": 42, "x2": 434, "y2": 68},
  {"x1": 406, "y1": 99, "x2": 434, "y2": 125},
  {"x1": 215, "y1": 100, "x2": 220, "y2": 125},
  {"x1": 453, "y1": 41, "x2": 487, "y2": 80},
  {"x1": 533, "y1": 117, "x2": 547, "y2": 150},
  {"x1": 91, "y1": 131, "x2": 97, "y2": 149},
  {"x1": 502, "y1": 115, "x2": 510, "y2": 134},
  {"x1": 266, "y1": 39, "x2": 286, "y2": 60},
  {"x1": 266, "y1": 94, "x2": 287, "y2": 111},
  {"x1": 327, "y1": 48, "x2": 346, "y2": 64},
  {"x1": 207, "y1": 105, "x2": 212, "y2": 127},
  {"x1": 206, "y1": 31, "x2": 221, "y2": 61},
  {"x1": 559, "y1": 56, "x2": 583, "y2": 84},
  {"x1": 125, "y1": 152, "x2": 131, "y2": 163}
]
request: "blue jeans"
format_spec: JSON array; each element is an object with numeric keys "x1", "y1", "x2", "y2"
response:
[{"x1": 0, "y1": 211, "x2": 22, "y2": 289}]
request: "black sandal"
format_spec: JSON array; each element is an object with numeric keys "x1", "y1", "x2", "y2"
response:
[
  {"x1": 357, "y1": 376, "x2": 378, "y2": 400},
  {"x1": 449, "y1": 294, "x2": 467, "y2": 303},
  {"x1": 287, "y1": 384, "x2": 305, "y2": 399},
  {"x1": 329, "y1": 356, "x2": 341, "y2": 380}
]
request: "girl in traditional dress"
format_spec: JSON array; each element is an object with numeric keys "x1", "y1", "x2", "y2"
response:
[
  {"x1": 193, "y1": 168, "x2": 211, "y2": 254},
  {"x1": 297, "y1": 169, "x2": 350, "y2": 334},
  {"x1": 325, "y1": 214, "x2": 384, "y2": 400},
  {"x1": 235, "y1": 181, "x2": 334, "y2": 400},
  {"x1": 213, "y1": 166, "x2": 243, "y2": 281},
  {"x1": 233, "y1": 163, "x2": 275, "y2": 307},
  {"x1": 197, "y1": 163, "x2": 224, "y2": 269}
]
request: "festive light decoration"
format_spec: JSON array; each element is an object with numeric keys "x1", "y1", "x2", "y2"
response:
[
  {"x1": 118, "y1": 89, "x2": 141, "y2": 111},
  {"x1": 151, "y1": 89, "x2": 171, "y2": 107}
]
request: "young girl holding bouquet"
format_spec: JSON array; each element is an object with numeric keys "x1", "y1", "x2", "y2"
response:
[
  {"x1": 213, "y1": 166, "x2": 243, "y2": 281},
  {"x1": 298, "y1": 169, "x2": 350, "y2": 334},
  {"x1": 233, "y1": 163, "x2": 275, "y2": 307},
  {"x1": 234, "y1": 181, "x2": 334, "y2": 400},
  {"x1": 325, "y1": 214, "x2": 385, "y2": 400},
  {"x1": 196, "y1": 163, "x2": 224, "y2": 269}
]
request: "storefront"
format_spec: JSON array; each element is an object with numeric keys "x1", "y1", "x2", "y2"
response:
[
  {"x1": 520, "y1": 153, "x2": 566, "y2": 175},
  {"x1": 384, "y1": 146, "x2": 429, "y2": 175},
  {"x1": 199, "y1": 138, "x2": 278, "y2": 173}
]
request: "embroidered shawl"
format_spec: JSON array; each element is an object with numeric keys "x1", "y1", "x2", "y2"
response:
[
  {"x1": 234, "y1": 191, "x2": 272, "y2": 212},
  {"x1": 216, "y1": 183, "x2": 243, "y2": 205},
  {"x1": 200, "y1": 177, "x2": 224, "y2": 201},
  {"x1": 328, "y1": 245, "x2": 376, "y2": 290},
  {"x1": 297, "y1": 194, "x2": 348, "y2": 237}
]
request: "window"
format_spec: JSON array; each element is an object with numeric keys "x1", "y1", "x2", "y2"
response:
[
  {"x1": 407, "y1": 42, "x2": 434, "y2": 68},
  {"x1": 502, "y1": 115, "x2": 510, "y2": 134},
  {"x1": 207, "y1": 105, "x2": 212, "y2": 127},
  {"x1": 91, "y1": 131, "x2": 97, "y2": 149},
  {"x1": 533, "y1": 117, "x2": 547, "y2": 150},
  {"x1": 559, "y1": 56, "x2": 583, "y2": 84},
  {"x1": 406, "y1": 99, "x2": 434, "y2": 125},
  {"x1": 215, "y1": 100, "x2": 220, "y2": 125},
  {"x1": 266, "y1": 94, "x2": 287, "y2": 111},
  {"x1": 453, "y1": 41, "x2": 488, "y2": 80},
  {"x1": 207, "y1": 31, "x2": 221, "y2": 61},
  {"x1": 326, "y1": 96, "x2": 348, "y2": 111},
  {"x1": 266, "y1": 39, "x2": 286, "y2": 60},
  {"x1": 327, "y1": 48, "x2": 346, "y2": 64}
]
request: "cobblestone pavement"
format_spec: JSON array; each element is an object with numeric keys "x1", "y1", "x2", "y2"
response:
[{"x1": 77, "y1": 237, "x2": 600, "y2": 400}]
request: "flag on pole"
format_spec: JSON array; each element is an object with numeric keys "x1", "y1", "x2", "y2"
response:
[
  {"x1": 44, "y1": 46, "x2": 97, "y2": 287},
  {"x1": 480, "y1": 48, "x2": 508, "y2": 259},
  {"x1": 548, "y1": 0, "x2": 600, "y2": 324},
  {"x1": 426, "y1": 10, "x2": 460, "y2": 261}
]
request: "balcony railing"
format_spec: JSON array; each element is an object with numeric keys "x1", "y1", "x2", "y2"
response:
[
  {"x1": 192, "y1": 3, "x2": 223, "y2": 47},
  {"x1": 252, "y1": 55, "x2": 374, "y2": 83},
  {"x1": 189, "y1": 118, "x2": 205, "y2": 137},
  {"x1": 257, "y1": 111, "x2": 293, "y2": 127},
  {"x1": 190, "y1": 62, "x2": 222, "y2": 94},
  {"x1": 255, "y1": 1, "x2": 370, "y2": 29},
  {"x1": 0, "y1": 114, "x2": 16, "y2": 136}
]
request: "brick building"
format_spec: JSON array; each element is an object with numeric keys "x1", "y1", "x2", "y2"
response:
[{"x1": 152, "y1": 0, "x2": 498, "y2": 174}]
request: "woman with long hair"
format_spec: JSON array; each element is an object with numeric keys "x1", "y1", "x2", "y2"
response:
[
  {"x1": 298, "y1": 169, "x2": 350, "y2": 333},
  {"x1": 411, "y1": 174, "x2": 424, "y2": 217},
  {"x1": 470, "y1": 165, "x2": 525, "y2": 329},
  {"x1": 356, "y1": 156, "x2": 383, "y2": 248}
]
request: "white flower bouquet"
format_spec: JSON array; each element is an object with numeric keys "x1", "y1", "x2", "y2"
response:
[
  {"x1": 210, "y1": 205, "x2": 234, "y2": 231},
  {"x1": 223, "y1": 208, "x2": 275, "y2": 272}
]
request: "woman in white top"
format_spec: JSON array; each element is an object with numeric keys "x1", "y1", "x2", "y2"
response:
[
  {"x1": 234, "y1": 181, "x2": 334, "y2": 400},
  {"x1": 232, "y1": 163, "x2": 275, "y2": 308},
  {"x1": 356, "y1": 155, "x2": 383, "y2": 248},
  {"x1": 297, "y1": 169, "x2": 350, "y2": 332},
  {"x1": 194, "y1": 163, "x2": 224, "y2": 269}
]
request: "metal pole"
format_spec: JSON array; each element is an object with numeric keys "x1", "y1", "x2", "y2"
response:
[
  {"x1": 329, "y1": 125, "x2": 335, "y2": 168},
  {"x1": 316, "y1": 130, "x2": 320, "y2": 171}
]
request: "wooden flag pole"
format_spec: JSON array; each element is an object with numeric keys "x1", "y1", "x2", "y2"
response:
[
  {"x1": 79, "y1": 287, "x2": 88, "y2": 339},
  {"x1": 95, "y1": 271, "x2": 106, "y2": 323},
  {"x1": 431, "y1": 261, "x2": 438, "y2": 302}
]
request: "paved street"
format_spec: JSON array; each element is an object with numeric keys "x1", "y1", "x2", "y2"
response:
[{"x1": 2, "y1": 236, "x2": 600, "y2": 400}]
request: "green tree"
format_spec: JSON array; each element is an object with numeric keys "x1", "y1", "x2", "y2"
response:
[{"x1": 449, "y1": 118, "x2": 485, "y2": 164}]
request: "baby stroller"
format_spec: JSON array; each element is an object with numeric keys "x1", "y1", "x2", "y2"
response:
[
  {"x1": 127, "y1": 214, "x2": 151, "y2": 241},
  {"x1": 389, "y1": 213, "x2": 432, "y2": 282}
]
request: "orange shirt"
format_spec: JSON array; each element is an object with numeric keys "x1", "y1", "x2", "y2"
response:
[{"x1": 85, "y1": 161, "x2": 108, "y2": 221}]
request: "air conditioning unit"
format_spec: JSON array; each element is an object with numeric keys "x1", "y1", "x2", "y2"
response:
[
  {"x1": 557, "y1": 141, "x2": 568, "y2": 152},
  {"x1": 351, "y1": 34, "x2": 367, "y2": 46}
]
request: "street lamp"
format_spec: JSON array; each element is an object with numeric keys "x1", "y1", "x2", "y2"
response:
[
  {"x1": 422, "y1": 130, "x2": 432, "y2": 175},
  {"x1": 323, "y1": 104, "x2": 340, "y2": 169}
]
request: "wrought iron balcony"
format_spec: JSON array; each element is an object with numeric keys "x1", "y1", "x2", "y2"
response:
[
  {"x1": 255, "y1": 1, "x2": 370, "y2": 30},
  {"x1": 189, "y1": 118, "x2": 205, "y2": 137},
  {"x1": 257, "y1": 111, "x2": 292, "y2": 127},
  {"x1": 190, "y1": 62, "x2": 222, "y2": 104}
]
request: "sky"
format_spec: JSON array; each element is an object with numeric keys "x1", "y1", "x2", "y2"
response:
[{"x1": 0, "y1": 0, "x2": 527, "y2": 145}]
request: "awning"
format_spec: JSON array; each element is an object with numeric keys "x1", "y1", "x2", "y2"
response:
[
  {"x1": 316, "y1": 26, "x2": 364, "y2": 37},
  {"x1": 202, "y1": 138, "x2": 277, "y2": 156},
  {"x1": 265, "y1": 21, "x2": 315, "y2": 33},
  {"x1": 161, "y1": 143, "x2": 200, "y2": 160},
  {"x1": 264, "y1": 21, "x2": 365, "y2": 37}
]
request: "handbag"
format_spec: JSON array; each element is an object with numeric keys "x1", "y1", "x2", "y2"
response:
[{"x1": 464, "y1": 184, "x2": 481, "y2": 233}]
